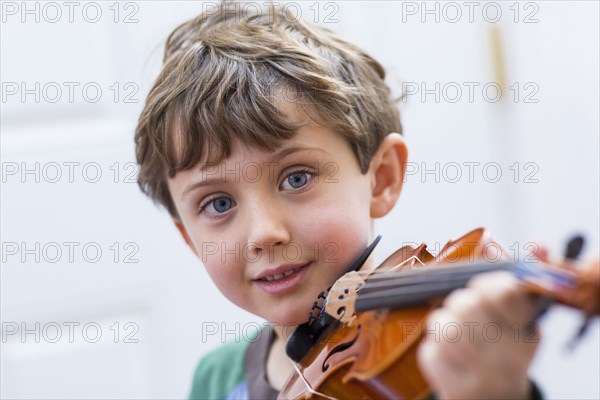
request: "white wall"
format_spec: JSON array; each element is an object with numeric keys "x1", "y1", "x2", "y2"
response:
[{"x1": 1, "y1": 1, "x2": 598, "y2": 398}]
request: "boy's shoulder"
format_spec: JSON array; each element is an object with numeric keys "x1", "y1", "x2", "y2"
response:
[{"x1": 188, "y1": 329, "x2": 262, "y2": 400}]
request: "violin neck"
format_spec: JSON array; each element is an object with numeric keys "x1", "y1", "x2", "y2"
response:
[{"x1": 354, "y1": 260, "x2": 578, "y2": 313}]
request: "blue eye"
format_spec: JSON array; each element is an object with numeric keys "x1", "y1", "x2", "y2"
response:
[
  {"x1": 212, "y1": 197, "x2": 233, "y2": 212},
  {"x1": 281, "y1": 169, "x2": 313, "y2": 190},
  {"x1": 198, "y1": 196, "x2": 234, "y2": 216}
]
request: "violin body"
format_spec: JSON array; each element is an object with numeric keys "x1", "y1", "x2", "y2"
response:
[
  {"x1": 278, "y1": 228, "x2": 599, "y2": 400},
  {"x1": 279, "y1": 305, "x2": 434, "y2": 399}
]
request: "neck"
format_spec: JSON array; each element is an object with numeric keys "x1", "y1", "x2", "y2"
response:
[{"x1": 266, "y1": 323, "x2": 296, "y2": 390}]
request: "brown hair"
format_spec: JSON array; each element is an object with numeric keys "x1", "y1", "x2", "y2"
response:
[{"x1": 134, "y1": 1, "x2": 402, "y2": 219}]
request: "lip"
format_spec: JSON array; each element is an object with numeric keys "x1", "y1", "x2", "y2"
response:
[{"x1": 253, "y1": 261, "x2": 312, "y2": 296}]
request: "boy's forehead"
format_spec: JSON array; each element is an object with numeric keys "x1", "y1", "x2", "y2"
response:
[
  {"x1": 197, "y1": 125, "x2": 329, "y2": 173},
  {"x1": 193, "y1": 97, "x2": 334, "y2": 173},
  {"x1": 169, "y1": 94, "x2": 326, "y2": 170}
]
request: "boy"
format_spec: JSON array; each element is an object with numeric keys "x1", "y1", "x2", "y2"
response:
[{"x1": 134, "y1": 2, "x2": 544, "y2": 399}]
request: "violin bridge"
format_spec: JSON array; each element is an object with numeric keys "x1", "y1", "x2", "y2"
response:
[{"x1": 325, "y1": 271, "x2": 365, "y2": 325}]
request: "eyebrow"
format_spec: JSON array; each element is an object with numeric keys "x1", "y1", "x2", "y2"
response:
[{"x1": 181, "y1": 146, "x2": 328, "y2": 200}]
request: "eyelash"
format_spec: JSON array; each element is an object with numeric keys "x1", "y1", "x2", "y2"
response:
[{"x1": 196, "y1": 167, "x2": 316, "y2": 216}]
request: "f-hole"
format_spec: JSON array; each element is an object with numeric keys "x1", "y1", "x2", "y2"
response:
[{"x1": 322, "y1": 325, "x2": 361, "y2": 372}]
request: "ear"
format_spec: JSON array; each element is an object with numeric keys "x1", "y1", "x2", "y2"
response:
[
  {"x1": 173, "y1": 218, "x2": 198, "y2": 256},
  {"x1": 369, "y1": 133, "x2": 408, "y2": 218}
]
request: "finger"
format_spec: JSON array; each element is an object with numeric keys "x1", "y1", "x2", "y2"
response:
[
  {"x1": 530, "y1": 243, "x2": 578, "y2": 271},
  {"x1": 440, "y1": 289, "x2": 487, "y2": 347},
  {"x1": 467, "y1": 271, "x2": 537, "y2": 326},
  {"x1": 532, "y1": 244, "x2": 550, "y2": 263},
  {"x1": 441, "y1": 286, "x2": 520, "y2": 360}
]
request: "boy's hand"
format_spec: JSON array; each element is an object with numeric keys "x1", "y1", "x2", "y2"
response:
[{"x1": 417, "y1": 271, "x2": 539, "y2": 399}]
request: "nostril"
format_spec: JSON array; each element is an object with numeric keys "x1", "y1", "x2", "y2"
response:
[{"x1": 250, "y1": 240, "x2": 284, "y2": 250}]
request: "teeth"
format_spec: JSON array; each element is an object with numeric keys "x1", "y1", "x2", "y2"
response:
[{"x1": 261, "y1": 266, "x2": 303, "y2": 282}]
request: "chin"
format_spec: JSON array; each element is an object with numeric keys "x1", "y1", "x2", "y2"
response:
[
  {"x1": 261, "y1": 307, "x2": 309, "y2": 333},
  {"x1": 269, "y1": 312, "x2": 307, "y2": 328}
]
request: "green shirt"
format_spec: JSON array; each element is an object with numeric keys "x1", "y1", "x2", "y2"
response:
[{"x1": 188, "y1": 339, "x2": 250, "y2": 400}]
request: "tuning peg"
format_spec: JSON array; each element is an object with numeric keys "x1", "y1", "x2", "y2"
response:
[{"x1": 565, "y1": 235, "x2": 585, "y2": 260}]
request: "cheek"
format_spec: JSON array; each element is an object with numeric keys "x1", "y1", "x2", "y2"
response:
[
  {"x1": 298, "y1": 188, "x2": 372, "y2": 275},
  {"x1": 202, "y1": 259, "x2": 253, "y2": 312},
  {"x1": 316, "y1": 215, "x2": 370, "y2": 270},
  {"x1": 196, "y1": 241, "x2": 249, "y2": 308}
]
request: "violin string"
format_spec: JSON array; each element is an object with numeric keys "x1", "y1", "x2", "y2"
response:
[
  {"x1": 362, "y1": 264, "x2": 507, "y2": 287},
  {"x1": 361, "y1": 270, "x2": 491, "y2": 291},
  {"x1": 330, "y1": 261, "x2": 511, "y2": 292},
  {"x1": 332, "y1": 263, "x2": 439, "y2": 281}
]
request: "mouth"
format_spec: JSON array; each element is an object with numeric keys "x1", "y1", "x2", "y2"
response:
[{"x1": 253, "y1": 261, "x2": 312, "y2": 295}]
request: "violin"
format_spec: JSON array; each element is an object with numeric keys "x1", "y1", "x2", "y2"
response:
[{"x1": 278, "y1": 227, "x2": 599, "y2": 400}]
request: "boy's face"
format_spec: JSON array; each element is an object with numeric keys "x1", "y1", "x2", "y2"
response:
[{"x1": 168, "y1": 105, "x2": 404, "y2": 327}]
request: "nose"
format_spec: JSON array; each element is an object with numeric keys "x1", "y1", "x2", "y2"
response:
[{"x1": 245, "y1": 198, "x2": 291, "y2": 256}]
